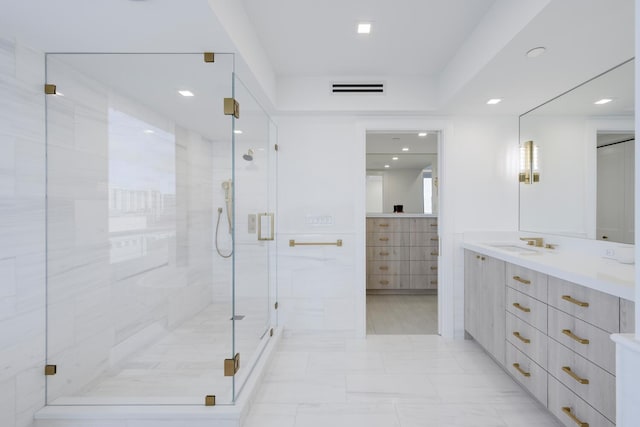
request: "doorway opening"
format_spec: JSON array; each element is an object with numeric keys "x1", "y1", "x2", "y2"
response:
[{"x1": 365, "y1": 130, "x2": 439, "y2": 335}]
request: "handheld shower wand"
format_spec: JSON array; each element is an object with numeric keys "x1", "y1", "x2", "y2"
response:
[{"x1": 215, "y1": 180, "x2": 233, "y2": 258}]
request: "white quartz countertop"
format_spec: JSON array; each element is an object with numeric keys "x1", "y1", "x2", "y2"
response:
[{"x1": 463, "y1": 241, "x2": 634, "y2": 301}]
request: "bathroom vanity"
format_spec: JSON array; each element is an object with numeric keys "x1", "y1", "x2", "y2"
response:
[
  {"x1": 463, "y1": 241, "x2": 634, "y2": 427},
  {"x1": 366, "y1": 215, "x2": 438, "y2": 292}
]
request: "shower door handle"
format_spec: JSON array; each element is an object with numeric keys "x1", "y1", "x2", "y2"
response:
[{"x1": 257, "y1": 213, "x2": 275, "y2": 241}]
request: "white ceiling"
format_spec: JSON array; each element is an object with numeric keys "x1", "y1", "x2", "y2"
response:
[{"x1": 0, "y1": 0, "x2": 634, "y2": 116}]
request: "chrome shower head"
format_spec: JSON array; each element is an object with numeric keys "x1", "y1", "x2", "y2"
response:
[{"x1": 243, "y1": 148, "x2": 254, "y2": 161}]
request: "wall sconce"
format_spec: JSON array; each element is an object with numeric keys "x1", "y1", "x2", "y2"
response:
[{"x1": 519, "y1": 140, "x2": 540, "y2": 184}]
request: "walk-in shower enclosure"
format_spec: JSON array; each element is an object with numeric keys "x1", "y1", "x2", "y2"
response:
[{"x1": 44, "y1": 52, "x2": 277, "y2": 406}]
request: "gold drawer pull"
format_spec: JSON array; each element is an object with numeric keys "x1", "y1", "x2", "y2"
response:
[
  {"x1": 512, "y1": 276, "x2": 531, "y2": 285},
  {"x1": 475, "y1": 255, "x2": 485, "y2": 260},
  {"x1": 378, "y1": 223, "x2": 389, "y2": 227},
  {"x1": 512, "y1": 303, "x2": 531, "y2": 313},
  {"x1": 562, "y1": 329, "x2": 589, "y2": 345},
  {"x1": 562, "y1": 366, "x2": 589, "y2": 385},
  {"x1": 379, "y1": 280, "x2": 389, "y2": 285},
  {"x1": 562, "y1": 295, "x2": 589, "y2": 307},
  {"x1": 430, "y1": 266, "x2": 437, "y2": 271},
  {"x1": 430, "y1": 237, "x2": 439, "y2": 241},
  {"x1": 512, "y1": 363, "x2": 531, "y2": 377},
  {"x1": 561, "y1": 407, "x2": 589, "y2": 427},
  {"x1": 513, "y1": 331, "x2": 531, "y2": 344},
  {"x1": 379, "y1": 252, "x2": 390, "y2": 256},
  {"x1": 379, "y1": 237, "x2": 389, "y2": 242},
  {"x1": 430, "y1": 223, "x2": 438, "y2": 227},
  {"x1": 379, "y1": 266, "x2": 389, "y2": 271},
  {"x1": 431, "y1": 251, "x2": 439, "y2": 256},
  {"x1": 430, "y1": 280, "x2": 437, "y2": 285}
]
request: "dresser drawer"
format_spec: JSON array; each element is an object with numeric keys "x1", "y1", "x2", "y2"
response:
[
  {"x1": 366, "y1": 232, "x2": 410, "y2": 247},
  {"x1": 548, "y1": 276, "x2": 620, "y2": 333},
  {"x1": 506, "y1": 287, "x2": 547, "y2": 333},
  {"x1": 366, "y1": 246, "x2": 410, "y2": 261},
  {"x1": 410, "y1": 232, "x2": 439, "y2": 247},
  {"x1": 410, "y1": 274, "x2": 438, "y2": 290},
  {"x1": 548, "y1": 375, "x2": 614, "y2": 427},
  {"x1": 409, "y1": 218, "x2": 438, "y2": 233},
  {"x1": 506, "y1": 263, "x2": 548, "y2": 302},
  {"x1": 409, "y1": 247, "x2": 439, "y2": 260},
  {"x1": 548, "y1": 307, "x2": 615, "y2": 374},
  {"x1": 366, "y1": 260, "x2": 409, "y2": 276},
  {"x1": 366, "y1": 218, "x2": 409, "y2": 232},
  {"x1": 366, "y1": 274, "x2": 410, "y2": 290},
  {"x1": 547, "y1": 338, "x2": 615, "y2": 422},
  {"x1": 506, "y1": 342, "x2": 547, "y2": 405},
  {"x1": 409, "y1": 260, "x2": 438, "y2": 275},
  {"x1": 506, "y1": 311, "x2": 547, "y2": 369}
]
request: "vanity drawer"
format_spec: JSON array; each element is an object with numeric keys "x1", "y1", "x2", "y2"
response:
[
  {"x1": 548, "y1": 375, "x2": 614, "y2": 427},
  {"x1": 548, "y1": 307, "x2": 615, "y2": 374},
  {"x1": 547, "y1": 338, "x2": 615, "y2": 422},
  {"x1": 548, "y1": 276, "x2": 620, "y2": 333},
  {"x1": 506, "y1": 311, "x2": 547, "y2": 369},
  {"x1": 410, "y1": 232, "x2": 439, "y2": 247},
  {"x1": 366, "y1": 232, "x2": 411, "y2": 247},
  {"x1": 506, "y1": 263, "x2": 548, "y2": 302},
  {"x1": 366, "y1": 274, "x2": 410, "y2": 290},
  {"x1": 506, "y1": 342, "x2": 547, "y2": 405},
  {"x1": 410, "y1": 274, "x2": 438, "y2": 290},
  {"x1": 409, "y1": 218, "x2": 438, "y2": 233},
  {"x1": 366, "y1": 218, "x2": 409, "y2": 233},
  {"x1": 366, "y1": 260, "x2": 410, "y2": 276},
  {"x1": 409, "y1": 260, "x2": 438, "y2": 275},
  {"x1": 506, "y1": 287, "x2": 547, "y2": 333},
  {"x1": 366, "y1": 247, "x2": 410, "y2": 261},
  {"x1": 620, "y1": 298, "x2": 635, "y2": 333}
]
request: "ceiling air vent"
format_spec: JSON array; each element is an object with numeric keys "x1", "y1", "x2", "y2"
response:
[{"x1": 331, "y1": 82, "x2": 385, "y2": 94}]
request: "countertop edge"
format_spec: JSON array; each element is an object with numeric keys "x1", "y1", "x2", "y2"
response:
[{"x1": 463, "y1": 241, "x2": 634, "y2": 301}]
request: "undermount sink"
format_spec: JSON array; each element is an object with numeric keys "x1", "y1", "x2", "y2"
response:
[{"x1": 487, "y1": 244, "x2": 539, "y2": 254}]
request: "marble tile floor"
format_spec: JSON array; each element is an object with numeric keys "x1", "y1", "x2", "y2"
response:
[
  {"x1": 51, "y1": 300, "x2": 271, "y2": 405},
  {"x1": 243, "y1": 334, "x2": 562, "y2": 427},
  {"x1": 367, "y1": 294, "x2": 438, "y2": 335}
]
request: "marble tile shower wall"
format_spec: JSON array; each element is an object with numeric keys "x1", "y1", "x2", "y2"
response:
[
  {"x1": 0, "y1": 38, "x2": 47, "y2": 427},
  {"x1": 44, "y1": 56, "x2": 216, "y2": 402}
]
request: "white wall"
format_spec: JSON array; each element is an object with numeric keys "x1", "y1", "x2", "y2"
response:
[
  {"x1": 0, "y1": 37, "x2": 46, "y2": 427},
  {"x1": 275, "y1": 114, "x2": 519, "y2": 338}
]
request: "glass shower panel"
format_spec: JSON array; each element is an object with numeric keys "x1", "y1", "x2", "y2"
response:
[
  {"x1": 45, "y1": 53, "x2": 235, "y2": 405},
  {"x1": 231, "y1": 76, "x2": 276, "y2": 398}
]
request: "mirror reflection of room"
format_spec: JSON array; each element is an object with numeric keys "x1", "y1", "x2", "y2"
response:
[{"x1": 365, "y1": 131, "x2": 439, "y2": 335}]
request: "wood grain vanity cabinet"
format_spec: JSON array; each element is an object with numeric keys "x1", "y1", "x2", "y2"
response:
[
  {"x1": 464, "y1": 251, "x2": 505, "y2": 365},
  {"x1": 366, "y1": 217, "x2": 437, "y2": 292},
  {"x1": 463, "y1": 249, "x2": 635, "y2": 427}
]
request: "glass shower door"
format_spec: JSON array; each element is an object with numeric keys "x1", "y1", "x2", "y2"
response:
[
  {"x1": 231, "y1": 75, "x2": 277, "y2": 398},
  {"x1": 44, "y1": 52, "x2": 235, "y2": 405}
]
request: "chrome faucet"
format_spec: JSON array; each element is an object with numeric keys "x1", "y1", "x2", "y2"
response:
[{"x1": 520, "y1": 237, "x2": 544, "y2": 247}]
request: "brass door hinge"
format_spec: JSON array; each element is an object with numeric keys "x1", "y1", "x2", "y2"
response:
[
  {"x1": 224, "y1": 353, "x2": 240, "y2": 376},
  {"x1": 275, "y1": 144, "x2": 279, "y2": 151},
  {"x1": 224, "y1": 98, "x2": 240, "y2": 119},
  {"x1": 44, "y1": 365, "x2": 57, "y2": 375},
  {"x1": 203, "y1": 52, "x2": 215, "y2": 63},
  {"x1": 204, "y1": 395, "x2": 216, "y2": 406},
  {"x1": 274, "y1": 302, "x2": 278, "y2": 310},
  {"x1": 44, "y1": 84, "x2": 57, "y2": 95}
]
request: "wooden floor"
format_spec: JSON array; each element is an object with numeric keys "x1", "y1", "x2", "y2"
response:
[{"x1": 366, "y1": 294, "x2": 438, "y2": 335}]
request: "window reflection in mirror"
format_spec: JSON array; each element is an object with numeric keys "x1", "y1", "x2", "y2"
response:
[
  {"x1": 519, "y1": 59, "x2": 634, "y2": 243},
  {"x1": 365, "y1": 131, "x2": 438, "y2": 214}
]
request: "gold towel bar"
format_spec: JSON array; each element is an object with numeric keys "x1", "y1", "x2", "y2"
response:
[{"x1": 289, "y1": 239, "x2": 343, "y2": 247}]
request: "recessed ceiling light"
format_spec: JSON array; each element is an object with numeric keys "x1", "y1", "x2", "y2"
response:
[
  {"x1": 594, "y1": 98, "x2": 613, "y2": 105},
  {"x1": 526, "y1": 47, "x2": 546, "y2": 58},
  {"x1": 178, "y1": 90, "x2": 194, "y2": 97},
  {"x1": 418, "y1": 132, "x2": 427, "y2": 137},
  {"x1": 384, "y1": 164, "x2": 390, "y2": 168},
  {"x1": 392, "y1": 157, "x2": 399, "y2": 160},
  {"x1": 402, "y1": 147, "x2": 409, "y2": 152},
  {"x1": 233, "y1": 129, "x2": 243, "y2": 134},
  {"x1": 487, "y1": 98, "x2": 502, "y2": 105},
  {"x1": 357, "y1": 23, "x2": 371, "y2": 34},
  {"x1": 143, "y1": 129, "x2": 154, "y2": 134}
]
